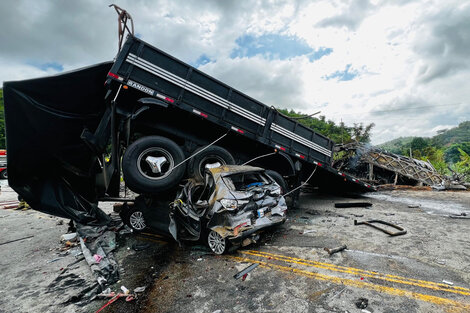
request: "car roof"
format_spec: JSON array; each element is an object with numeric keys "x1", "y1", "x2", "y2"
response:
[{"x1": 207, "y1": 165, "x2": 265, "y2": 177}]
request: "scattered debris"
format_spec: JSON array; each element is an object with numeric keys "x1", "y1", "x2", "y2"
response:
[
  {"x1": 0, "y1": 235, "x2": 34, "y2": 246},
  {"x1": 61, "y1": 233, "x2": 78, "y2": 242},
  {"x1": 442, "y1": 280, "x2": 454, "y2": 286},
  {"x1": 234, "y1": 263, "x2": 259, "y2": 280},
  {"x1": 354, "y1": 219, "x2": 407, "y2": 236},
  {"x1": 335, "y1": 202, "x2": 372, "y2": 208},
  {"x1": 408, "y1": 204, "x2": 421, "y2": 208},
  {"x1": 355, "y1": 297, "x2": 369, "y2": 309},
  {"x1": 134, "y1": 286, "x2": 146, "y2": 293},
  {"x1": 93, "y1": 254, "x2": 103, "y2": 263},
  {"x1": 303, "y1": 229, "x2": 316, "y2": 234},
  {"x1": 351, "y1": 214, "x2": 364, "y2": 218},
  {"x1": 324, "y1": 245, "x2": 347, "y2": 255},
  {"x1": 47, "y1": 257, "x2": 63, "y2": 263},
  {"x1": 121, "y1": 285, "x2": 130, "y2": 294},
  {"x1": 434, "y1": 259, "x2": 446, "y2": 265},
  {"x1": 76, "y1": 223, "x2": 120, "y2": 303},
  {"x1": 449, "y1": 213, "x2": 470, "y2": 219}
]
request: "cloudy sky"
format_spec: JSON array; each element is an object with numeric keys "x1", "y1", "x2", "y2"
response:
[{"x1": 1, "y1": 0, "x2": 469, "y2": 144}]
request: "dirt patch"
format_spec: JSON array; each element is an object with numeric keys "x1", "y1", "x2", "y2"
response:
[{"x1": 141, "y1": 250, "x2": 192, "y2": 313}]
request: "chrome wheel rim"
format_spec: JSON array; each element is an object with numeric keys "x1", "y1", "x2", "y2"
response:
[
  {"x1": 129, "y1": 211, "x2": 146, "y2": 230},
  {"x1": 137, "y1": 147, "x2": 174, "y2": 180},
  {"x1": 208, "y1": 230, "x2": 226, "y2": 254}
]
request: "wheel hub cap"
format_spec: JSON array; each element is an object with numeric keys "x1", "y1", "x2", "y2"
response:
[
  {"x1": 208, "y1": 230, "x2": 226, "y2": 254},
  {"x1": 145, "y1": 156, "x2": 167, "y2": 174},
  {"x1": 129, "y1": 211, "x2": 146, "y2": 230}
]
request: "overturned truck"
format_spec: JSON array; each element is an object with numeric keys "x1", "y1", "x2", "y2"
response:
[{"x1": 3, "y1": 35, "x2": 374, "y2": 225}]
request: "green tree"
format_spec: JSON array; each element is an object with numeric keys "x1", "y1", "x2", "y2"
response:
[
  {"x1": 351, "y1": 123, "x2": 375, "y2": 143},
  {"x1": 417, "y1": 146, "x2": 448, "y2": 175},
  {"x1": 410, "y1": 137, "x2": 429, "y2": 151},
  {"x1": 453, "y1": 148, "x2": 470, "y2": 181},
  {"x1": 444, "y1": 142, "x2": 470, "y2": 163}
]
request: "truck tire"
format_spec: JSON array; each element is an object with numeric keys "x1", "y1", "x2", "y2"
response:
[
  {"x1": 266, "y1": 170, "x2": 288, "y2": 194},
  {"x1": 122, "y1": 136, "x2": 185, "y2": 194},
  {"x1": 187, "y1": 146, "x2": 235, "y2": 181}
]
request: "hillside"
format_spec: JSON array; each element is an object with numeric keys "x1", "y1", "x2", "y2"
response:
[
  {"x1": 431, "y1": 121, "x2": 470, "y2": 147},
  {"x1": 378, "y1": 137, "x2": 414, "y2": 154}
]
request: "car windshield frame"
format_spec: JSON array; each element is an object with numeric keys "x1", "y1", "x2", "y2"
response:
[{"x1": 221, "y1": 171, "x2": 273, "y2": 191}]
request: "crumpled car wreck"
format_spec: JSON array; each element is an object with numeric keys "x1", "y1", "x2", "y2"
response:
[{"x1": 169, "y1": 165, "x2": 287, "y2": 254}]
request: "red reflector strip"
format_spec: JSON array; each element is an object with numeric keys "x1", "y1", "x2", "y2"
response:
[
  {"x1": 295, "y1": 153, "x2": 305, "y2": 159},
  {"x1": 313, "y1": 161, "x2": 323, "y2": 167},
  {"x1": 352, "y1": 178, "x2": 358, "y2": 182},
  {"x1": 107, "y1": 72, "x2": 123, "y2": 81},
  {"x1": 275, "y1": 145, "x2": 286, "y2": 151},
  {"x1": 192, "y1": 109, "x2": 208, "y2": 118},
  {"x1": 165, "y1": 97, "x2": 175, "y2": 103},
  {"x1": 231, "y1": 126, "x2": 244, "y2": 134},
  {"x1": 338, "y1": 172, "x2": 345, "y2": 177}
]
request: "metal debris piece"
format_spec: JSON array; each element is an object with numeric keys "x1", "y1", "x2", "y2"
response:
[
  {"x1": 324, "y1": 245, "x2": 347, "y2": 255},
  {"x1": 335, "y1": 202, "x2": 372, "y2": 208},
  {"x1": 408, "y1": 204, "x2": 421, "y2": 208},
  {"x1": 233, "y1": 263, "x2": 259, "y2": 280},
  {"x1": 442, "y1": 280, "x2": 454, "y2": 286},
  {"x1": 354, "y1": 219, "x2": 407, "y2": 236},
  {"x1": 449, "y1": 213, "x2": 470, "y2": 219},
  {"x1": 303, "y1": 229, "x2": 316, "y2": 234}
]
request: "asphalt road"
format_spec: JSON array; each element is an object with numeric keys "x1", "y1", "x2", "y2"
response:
[{"x1": 1, "y1": 183, "x2": 469, "y2": 313}]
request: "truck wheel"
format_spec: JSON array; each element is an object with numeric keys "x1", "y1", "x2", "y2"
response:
[
  {"x1": 123, "y1": 136, "x2": 185, "y2": 194},
  {"x1": 266, "y1": 170, "x2": 288, "y2": 194},
  {"x1": 188, "y1": 146, "x2": 235, "y2": 181},
  {"x1": 0, "y1": 169, "x2": 7, "y2": 179}
]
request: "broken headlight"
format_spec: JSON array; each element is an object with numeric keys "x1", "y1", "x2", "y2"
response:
[{"x1": 220, "y1": 199, "x2": 249, "y2": 210}]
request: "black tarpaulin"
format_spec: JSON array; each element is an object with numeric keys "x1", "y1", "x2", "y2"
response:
[{"x1": 3, "y1": 62, "x2": 113, "y2": 224}]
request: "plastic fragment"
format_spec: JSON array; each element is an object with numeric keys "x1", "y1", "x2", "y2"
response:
[
  {"x1": 442, "y1": 280, "x2": 454, "y2": 286},
  {"x1": 134, "y1": 286, "x2": 146, "y2": 293},
  {"x1": 121, "y1": 285, "x2": 130, "y2": 294},
  {"x1": 60, "y1": 233, "x2": 77, "y2": 242},
  {"x1": 93, "y1": 254, "x2": 103, "y2": 263}
]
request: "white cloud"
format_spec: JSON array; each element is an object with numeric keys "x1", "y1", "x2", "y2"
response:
[{"x1": 1, "y1": 0, "x2": 469, "y2": 144}]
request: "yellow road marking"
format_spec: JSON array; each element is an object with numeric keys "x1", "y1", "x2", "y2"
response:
[
  {"x1": 228, "y1": 255, "x2": 470, "y2": 313},
  {"x1": 241, "y1": 250, "x2": 470, "y2": 296}
]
